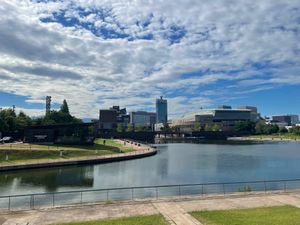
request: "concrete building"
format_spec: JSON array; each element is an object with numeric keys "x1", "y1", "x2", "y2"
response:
[
  {"x1": 156, "y1": 96, "x2": 168, "y2": 124},
  {"x1": 98, "y1": 106, "x2": 129, "y2": 130},
  {"x1": 130, "y1": 111, "x2": 156, "y2": 127},
  {"x1": 171, "y1": 106, "x2": 259, "y2": 132},
  {"x1": 272, "y1": 115, "x2": 299, "y2": 126},
  {"x1": 238, "y1": 106, "x2": 260, "y2": 121},
  {"x1": 99, "y1": 109, "x2": 118, "y2": 130}
]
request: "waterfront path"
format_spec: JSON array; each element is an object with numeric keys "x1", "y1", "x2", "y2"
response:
[
  {"x1": 2, "y1": 192, "x2": 300, "y2": 225},
  {"x1": 0, "y1": 140, "x2": 156, "y2": 171}
]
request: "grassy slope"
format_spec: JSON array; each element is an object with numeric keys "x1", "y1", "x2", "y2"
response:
[
  {"x1": 191, "y1": 206, "x2": 300, "y2": 225},
  {"x1": 56, "y1": 215, "x2": 167, "y2": 225},
  {"x1": 0, "y1": 138, "x2": 134, "y2": 163}
]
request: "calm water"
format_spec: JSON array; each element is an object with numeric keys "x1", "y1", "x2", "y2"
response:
[{"x1": 1, "y1": 142, "x2": 300, "y2": 196}]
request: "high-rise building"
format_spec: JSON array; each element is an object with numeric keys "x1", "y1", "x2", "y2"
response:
[{"x1": 156, "y1": 96, "x2": 168, "y2": 124}]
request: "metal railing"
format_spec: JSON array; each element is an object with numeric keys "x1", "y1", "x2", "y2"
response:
[{"x1": 1, "y1": 178, "x2": 300, "y2": 211}]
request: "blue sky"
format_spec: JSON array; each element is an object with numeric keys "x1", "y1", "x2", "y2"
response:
[{"x1": 0, "y1": 0, "x2": 300, "y2": 119}]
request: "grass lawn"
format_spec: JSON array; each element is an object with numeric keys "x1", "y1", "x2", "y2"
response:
[
  {"x1": 56, "y1": 215, "x2": 167, "y2": 225},
  {"x1": 191, "y1": 206, "x2": 300, "y2": 225},
  {"x1": 0, "y1": 138, "x2": 134, "y2": 163}
]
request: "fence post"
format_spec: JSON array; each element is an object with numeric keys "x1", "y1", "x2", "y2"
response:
[
  {"x1": 30, "y1": 195, "x2": 34, "y2": 209},
  {"x1": 284, "y1": 181, "x2": 287, "y2": 192},
  {"x1": 201, "y1": 185, "x2": 204, "y2": 196},
  {"x1": 178, "y1": 185, "x2": 181, "y2": 197},
  {"x1": 264, "y1": 181, "x2": 267, "y2": 193},
  {"x1": 156, "y1": 187, "x2": 158, "y2": 199},
  {"x1": 8, "y1": 196, "x2": 11, "y2": 211},
  {"x1": 52, "y1": 194, "x2": 55, "y2": 207},
  {"x1": 80, "y1": 192, "x2": 83, "y2": 204},
  {"x1": 107, "y1": 190, "x2": 109, "y2": 201},
  {"x1": 132, "y1": 189, "x2": 134, "y2": 200},
  {"x1": 223, "y1": 184, "x2": 226, "y2": 196}
]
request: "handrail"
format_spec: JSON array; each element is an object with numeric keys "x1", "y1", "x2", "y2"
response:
[{"x1": 1, "y1": 178, "x2": 300, "y2": 199}]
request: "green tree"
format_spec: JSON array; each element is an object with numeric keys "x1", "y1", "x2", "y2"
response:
[
  {"x1": 255, "y1": 121, "x2": 279, "y2": 135},
  {"x1": 0, "y1": 108, "x2": 17, "y2": 132},
  {"x1": 16, "y1": 111, "x2": 32, "y2": 130},
  {"x1": 235, "y1": 121, "x2": 255, "y2": 133},
  {"x1": 35, "y1": 100, "x2": 82, "y2": 125},
  {"x1": 116, "y1": 124, "x2": 125, "y2": 132},
  {"x1": 60, "y1": 99, "x2": 70, "y2": 114},
  {"x1": 0, "y1": 117, "x2": 8, "y2": 132},
  {"x1": 135, "y1": 124, "x2": 144, "y2": 132},
  {"x1": 264, "y1": 124, "x2": 279, "y2": 134},
  {"x1": 212, "y1": 124, "x2": 221, "y2": 131},
  {"x1": 204, "y1": 124, "x2": 212, "y2": 131},
  {"x1": 171, "y1": 125, "x2": 180, "y2": 132},
  {"x1": 279, "y1": 127, "x2": 288, "y2": 134},
  {"x1": 127, "y1": 124, "x2": 134, "y2": 132},
  {"x1": 289, "y1": 126, "x2": 300, "y2": 135},
  {"x1": 255, "y1": 121, "x2": 266, "y2": 134},
  {"x1": 193, "y1": 122, "x2": 202, "y2": 131}
]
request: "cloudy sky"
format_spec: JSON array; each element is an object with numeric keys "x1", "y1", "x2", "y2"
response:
[{"x1": 0, "y1": 0, "x2": 300, "y2": 119}]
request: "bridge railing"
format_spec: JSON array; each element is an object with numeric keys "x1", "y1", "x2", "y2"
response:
[{"x1": 1, "y1": 178, "x2": 300, "y2": 211}]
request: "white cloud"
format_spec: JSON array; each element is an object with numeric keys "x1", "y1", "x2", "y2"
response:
[{"x1": 0, "y1": 0, "x2": 299, "y2": 119}]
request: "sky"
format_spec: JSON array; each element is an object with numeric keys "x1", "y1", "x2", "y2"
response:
[{"x1": 0, "y1": 0, "x2": 300, "y2": 119}]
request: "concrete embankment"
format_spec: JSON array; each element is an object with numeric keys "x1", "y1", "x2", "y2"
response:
[
  {"x1": 229, "y1": 137, "x2": 300, "y2": 143},
  {"x1": 0, "y1": 140, "x2": 157, "y2": 172}
]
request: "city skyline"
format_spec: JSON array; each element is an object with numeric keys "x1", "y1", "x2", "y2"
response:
[{"x1": 0, "y1": 0, "x2": 300, "y2": 119}]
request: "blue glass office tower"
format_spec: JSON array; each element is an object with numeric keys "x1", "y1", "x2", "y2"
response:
[{"x1": 156, "y1": 96, "x2": 168, "y2": 124}]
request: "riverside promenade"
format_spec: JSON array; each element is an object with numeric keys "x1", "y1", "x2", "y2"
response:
[
  {"x1": 1, "y1": 192, "x2": 300, "y2": 225},
  {"x1": 0, "y1": 140, "x2": 157, "y2": 171}
]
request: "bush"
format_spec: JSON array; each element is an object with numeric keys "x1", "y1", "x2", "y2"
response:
[
  {"x1": 279, "y1": 127, "x2": 288, "y2": 134},
  {"x1": 289, "y1": 126, "x2": 300, "y2": 135}
]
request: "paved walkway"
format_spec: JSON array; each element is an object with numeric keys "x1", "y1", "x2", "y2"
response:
[
  {"x1": 154, "y1": 202, "x2": 202, "y2": 225},
  {"x1": 2, "y1": 192, "x2": 300, "y2": 225}
]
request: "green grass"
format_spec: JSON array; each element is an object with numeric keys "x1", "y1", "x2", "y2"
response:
[
  {"x1": 191, "y1": 206, "x2": 300, "y2": 225},
  {"x1": 56, "y1": 215, "x2": 167, "y2": 225},
  {"x1": 0, "y1": 138, "x2": 134, "y2": 163}
]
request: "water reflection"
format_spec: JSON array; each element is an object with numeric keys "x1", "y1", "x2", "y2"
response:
[
  {"x1": 0, "y1": 166, "x2": 94, "y2": 193},
  {"x1": 1, "y1": 142, "x2": 300, "y2": 196}
]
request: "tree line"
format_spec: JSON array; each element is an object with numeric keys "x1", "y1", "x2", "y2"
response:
[
  {"x1": 234, "y1": 120, "x2": 300, "y2": 135},
  {"x1": 191, "y1": 120, "x2": 300, "y2": 135},
  {"x1": 0, "y1": 100, "x2": 81, "y2": 134}
]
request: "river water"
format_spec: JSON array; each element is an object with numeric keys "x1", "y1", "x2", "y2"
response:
[{"x1": 1, "y1": 141, "x2": 300, "y2": 196}]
